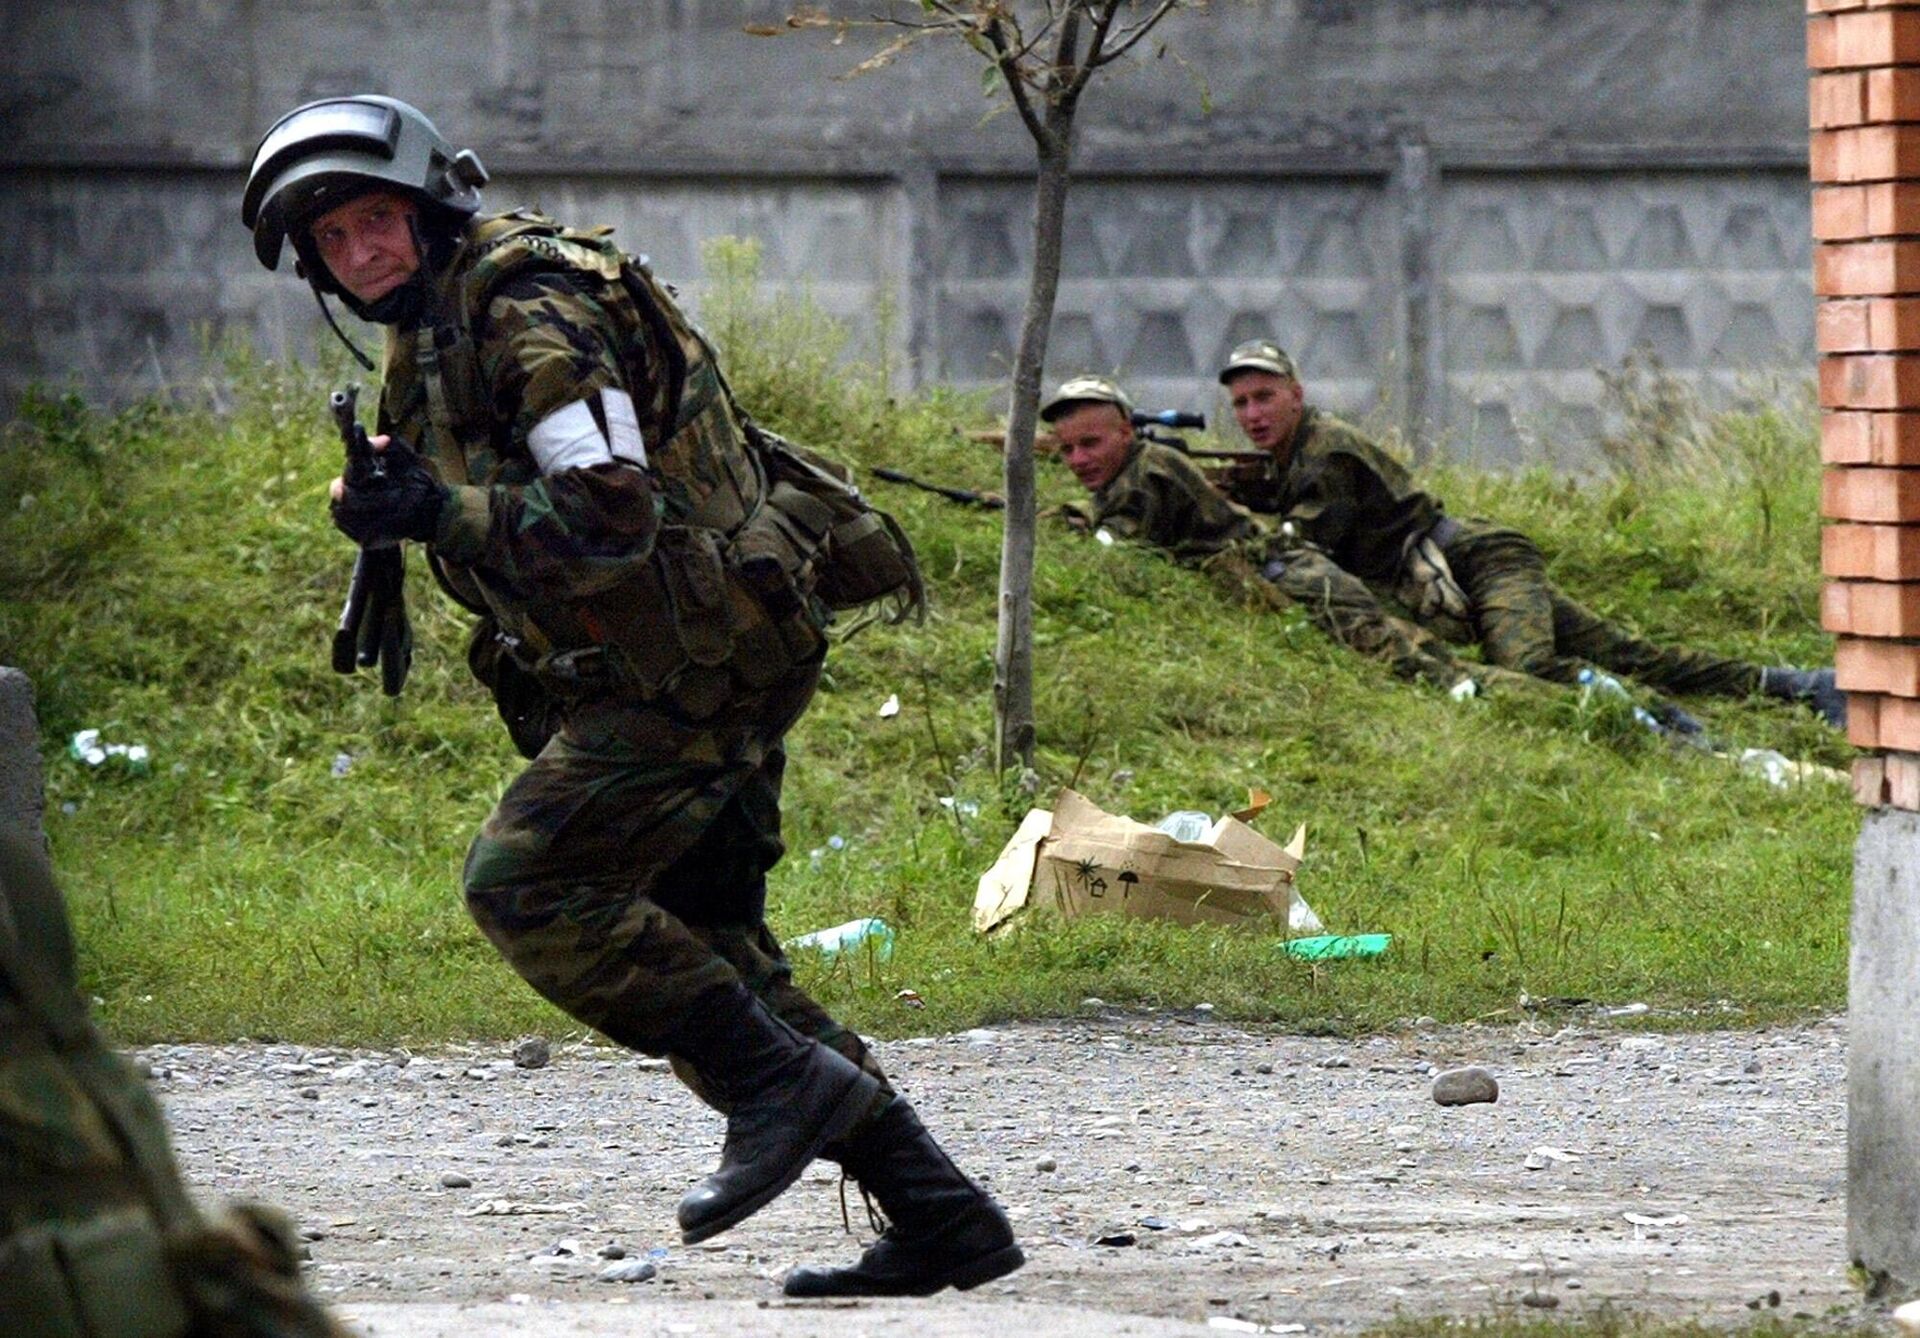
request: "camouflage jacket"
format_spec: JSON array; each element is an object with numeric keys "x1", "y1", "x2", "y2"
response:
[
  {"x1": 1085, "y1": 439, "x2": 1258, "y2": 563},
  {"x1": 1214, "y1": 408, "x2": 1444, "y2": 584},
  {"x1": 375, "y1": 211, "x2": 800, "y2": 710}
]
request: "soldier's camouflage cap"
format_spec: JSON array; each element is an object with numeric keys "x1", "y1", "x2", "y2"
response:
[
  {"x1": 1040, "y1": 375, "x2": 1135, "y2": 423},
  {"x1": 1218, "y1": 339, "x2": 1298, "y2": 384}
]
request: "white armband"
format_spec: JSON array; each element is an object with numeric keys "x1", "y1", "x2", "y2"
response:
[{"x1": 526, "y1": 388, "x2": 647, "y2": 474}]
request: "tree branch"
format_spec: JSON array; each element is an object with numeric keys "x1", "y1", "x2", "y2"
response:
[
  {"x1": 1087, "y1": 0, "x2": 1185, "y2": 70},
  {"x1": 982, "y1": 11, "x2": 1049, "y2": 147}
]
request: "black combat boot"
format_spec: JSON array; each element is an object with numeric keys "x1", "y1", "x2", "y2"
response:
[
  {"x1": 783, "y1": 1096, "x2": 1024, "y2": 1297},
  {"x1": 671, "y1": 983, "x2": 882, "y2": 1244},
  {"x1": 1760, "y1": 667, "x2": 1847, "y2": 729}
]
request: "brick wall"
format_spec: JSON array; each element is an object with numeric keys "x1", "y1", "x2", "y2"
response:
[{"x1": 1812, "y1": 0, "x2": 1920, "y2": 801}]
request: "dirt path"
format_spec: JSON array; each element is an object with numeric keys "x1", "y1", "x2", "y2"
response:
[{"x1": 144, "y1": 1012, "x2": 1864, "y2": 1335}]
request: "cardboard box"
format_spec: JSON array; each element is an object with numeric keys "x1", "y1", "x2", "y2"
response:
[{"x1": 973, "y1": 788, "x2": 1318, "y2": 935}]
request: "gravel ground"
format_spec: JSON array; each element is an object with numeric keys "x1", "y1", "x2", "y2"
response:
[{"x1": 142, "y1": 1011, "x2": 1870, "y2": 1336}]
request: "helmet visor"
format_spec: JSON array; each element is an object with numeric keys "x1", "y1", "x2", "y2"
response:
[{"x1": 242, "y1": 100, "x2": 401, "y2": 230}]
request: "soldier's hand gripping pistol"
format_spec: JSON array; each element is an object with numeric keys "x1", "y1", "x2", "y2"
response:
[{"x1": 328, "y1": 384, "x2": 413, "y2": 697}]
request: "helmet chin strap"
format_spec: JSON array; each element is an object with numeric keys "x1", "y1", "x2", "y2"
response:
[{"x1": 308, "y1": 278, "x2": 377, "y2": 371}]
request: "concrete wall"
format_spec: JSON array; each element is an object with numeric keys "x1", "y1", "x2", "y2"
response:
[{"x1": 2, "y1": 0, "x2": 1813, "y2": 462}]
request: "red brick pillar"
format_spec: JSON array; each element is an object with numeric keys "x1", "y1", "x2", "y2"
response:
[{"x1": 1813, "y1": 1, "x2": 1920, "y2": 802}]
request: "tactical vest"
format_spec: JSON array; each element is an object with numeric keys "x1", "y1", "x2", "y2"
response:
[{"x1": 380, "y1": 212, "x2": 919, "y2": 718}]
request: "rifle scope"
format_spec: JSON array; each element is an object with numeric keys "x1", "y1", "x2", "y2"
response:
[{"x1": 1132, "y1": 409, "x2": 1206, "y2": 431}]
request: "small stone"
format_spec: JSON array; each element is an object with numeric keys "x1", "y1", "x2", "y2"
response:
[
  {"x1": 1036, "y1": 1156, "x2": 1058, "y2": 1173},
  {"x1": 598, "y1": 1242, "x2": 626, "y2": 1260},
  {"x1": 1317, "y1": 1054, "x2": 1352, "y2": 1069},
  {"x1": 1743, "y1": 1059, "x2": 1762, "y2": 1074},
  {"x1": 1431, "y1": 1065, "x2": 1499, "y2": 1106},
  {"x1": 597, "y1": 1259, "x2": 657, "y2": 1283},
  {"x1": 512, "y1": 1037, "x2": 551, "y2": 1070},
  {"x1": 1893, "y1": 1298, "x2": 1920, "y2": 1334},
  {"x1": 1094, "y1": 1231, "x2": 1137, "y2": 1248},
  {"x1": 298, "y1": 1087, "x2": 320, "y2": 1101},
  {"x1": 440, "y1": 1172, "x2": 472, "y2": 1189},
  {"x1": 1255, "y1": 1062, "x2": 1274, "y2": 1075},
  {"x1": 1521, "y1": 1293, "x2": 1560, "y2": 1310}
]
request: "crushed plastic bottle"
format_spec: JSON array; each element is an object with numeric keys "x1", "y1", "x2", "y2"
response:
[
  {"x1": 1155, "y1": 810, "x2": 1213, "y2": 843},
  {"x1": 1576, "y1": 668, "x2": 1668, "y2": 737},
  {"x1": 1739, "y1": 748, "x2": 1794, "y2": 790},
  {"x1": 785, "y1": 917, "x2": 895, "y2": 962},
  {"x1": 68, "y1": 730, "x2": 150, "y2": 775}
]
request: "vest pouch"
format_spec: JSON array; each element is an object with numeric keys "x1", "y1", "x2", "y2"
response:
[
  {"x1": 753, "y1": 429, "x2": 924, "y2": 619},
  {"x1": 649, "y1": 526, "x2": 741, "y2": 719},
  {"x1": 0, "y1": 1211, "x2": 190, "y2": 1338},
  {"x1": 655, "y1": 526, "x2": 735, "y2": 667},
  {"x1": 726, "y1": 554, "x2": 828, "y2": 691},
  {"x1": 818, "y1": 509, "x2": 919, "y2": 611}
]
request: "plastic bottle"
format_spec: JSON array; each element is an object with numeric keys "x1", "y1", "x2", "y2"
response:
[
  {"x1": 1576, "y1": 667, "x2": 1666, "y2": 735},
  {"x1": 1155, "y1": 810, "x2": 1213, "y2": 843},
  {"x1": 786, "y1": 917, "x2": 895, "y2": 961}
]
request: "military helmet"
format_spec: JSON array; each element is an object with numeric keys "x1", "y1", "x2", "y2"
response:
[
  {"x1": 1218, "y1": 338, "x2": 1297, "y2": 385},
  {"x1": 241, "y1": 95, "x2": 489, "y2": 273},
  {"x1": 1040, "y1": 375, "x2": 1135, "y2": 423}
]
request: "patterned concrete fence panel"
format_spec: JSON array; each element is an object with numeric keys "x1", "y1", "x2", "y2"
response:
[
  {"x1": 0, "y1": 169, "x2": 310, "y2": 405},
  {"x1": 933, "y1": 174, "x2": 1398, "y2": 424},
  {"x1": 1437, "y1": 171, "x2": 1816, "y2": 466},
  {"x1": 488, "y1": 174, "x2": 907, "y2": 369}
]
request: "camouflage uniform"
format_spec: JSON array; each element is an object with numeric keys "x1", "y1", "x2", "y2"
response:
[
  {"x1": 377, "y1": 211, "x2": 889, "y2": 1105},
  {"x1": 1083, "y1": 439, "x2": 1479, "y2": 690},
  {"x1": 1218, "y1": 408, "x2": 1767, "y2": 696},
  {"x1": 0, "y1": 827, "x2": 346, "y2": 1337}
]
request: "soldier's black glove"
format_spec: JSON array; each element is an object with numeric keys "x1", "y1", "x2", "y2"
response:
[
  {"x1": 331, "y1": 547, "x2": 413, "y2": 696},
  {"x1": 331, "y1": 436, "x2": 447, "y2": 546}
]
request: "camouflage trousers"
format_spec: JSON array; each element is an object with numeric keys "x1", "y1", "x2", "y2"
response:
[
  {"x1": 1442, "y1": 522, "x2": 1765, "y2": 696},
  {"x1": 461, "y1": 662, "x2": 892, "y2": 1116},
  {"x1": 1207, "y1": 546, "x2": 1474, "y2": 691}
]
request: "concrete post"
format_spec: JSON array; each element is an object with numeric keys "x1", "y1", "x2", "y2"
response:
[
  {"x1": 1851, "y1": 810, "x2": 1920, "y2": 1285},
  {"x1": 1391, "y1": 138, "x2": 1438, "y2": 461},
  {"x1": 0, "y1": 667, "x2": 46, "y2": 847},
  {"x1": 897, "y1": 162, "x2": 942, "y2": 389}
]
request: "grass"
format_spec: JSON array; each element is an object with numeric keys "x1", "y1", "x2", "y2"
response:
[{"x1": 0, "y1": 244, "x2": 1855, "y2": 1047}]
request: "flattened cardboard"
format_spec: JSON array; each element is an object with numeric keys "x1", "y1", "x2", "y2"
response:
[{"x1": 973, "y1": 788, "x2": 1316, "y2": 935}]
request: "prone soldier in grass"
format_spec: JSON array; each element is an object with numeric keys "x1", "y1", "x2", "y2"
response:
[
  {"x1": 241, "y1": 95, "x2": 1019, "y2": 1298},
  {"x1": 1211, "y1": 340, "x2": 1846, "y2": 728},
  {"x1": 1041, "y1": 375, "x2": 1491, "y2": 696}
]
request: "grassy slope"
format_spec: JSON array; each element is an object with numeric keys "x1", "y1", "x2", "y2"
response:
[{"x1": 0, "y1": 256, "x2": 1854, "y2": 1046}]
